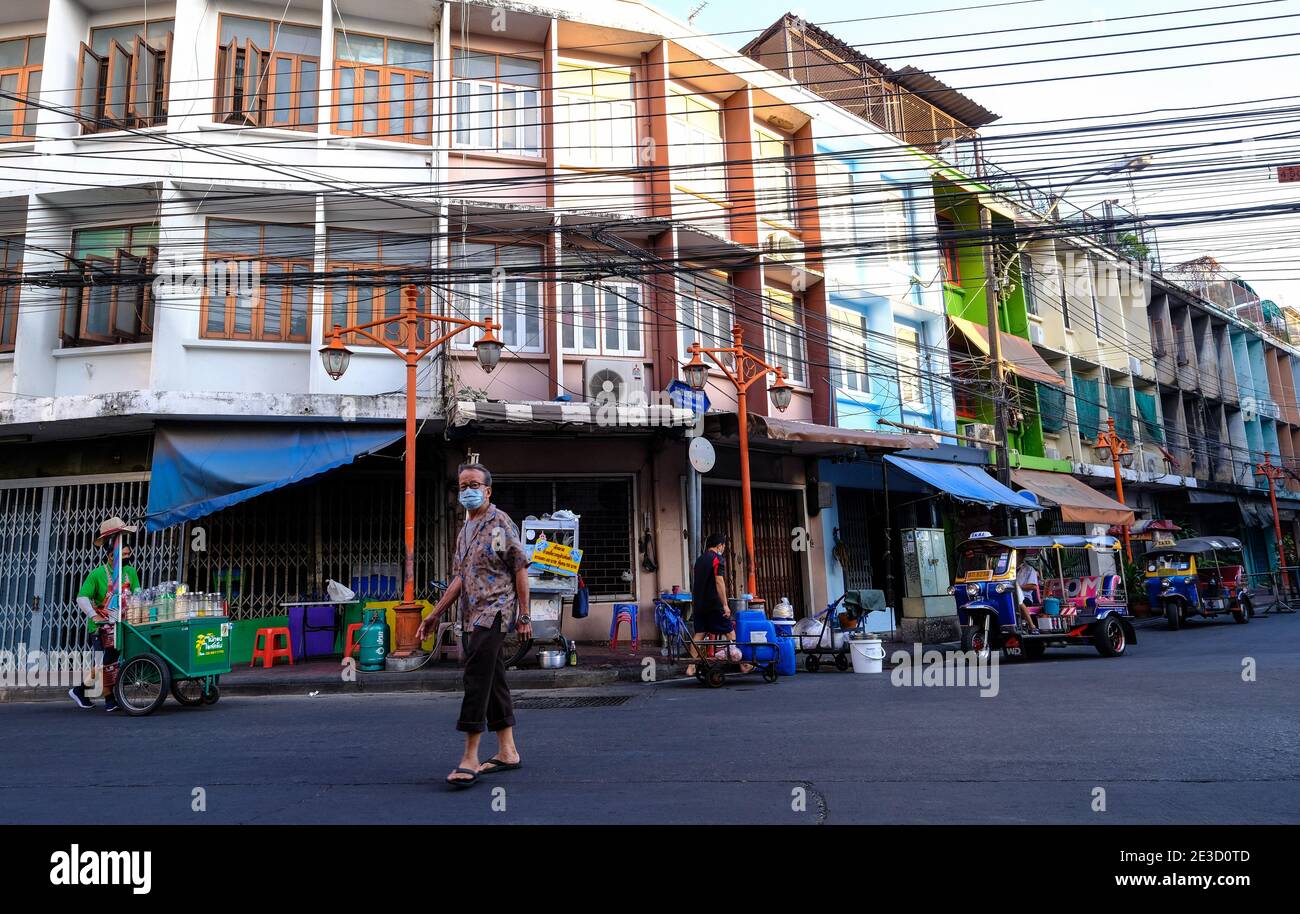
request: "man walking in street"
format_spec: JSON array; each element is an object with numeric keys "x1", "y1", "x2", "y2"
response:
[
  {"x1": 687, "y1": 533, "x2": 750, "y2": 676},
  {"x1": 417, "y1": 462, "x2": 531, "y2": 789},
  {"x1": 68, "y1": 517, "x2": 140, "y2": 712}
]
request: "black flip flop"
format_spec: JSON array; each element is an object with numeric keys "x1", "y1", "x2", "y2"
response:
[
  {"x1": 445, "y1": 767, "x2": 480, "y2": 789},
  {"x1": 478, "y1": 758, "x2": 522, "y2": 774}
]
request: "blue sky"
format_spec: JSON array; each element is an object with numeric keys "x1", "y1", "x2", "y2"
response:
[{"x1": 659, "y1": 0, "x2": 1300, "y2": 307}]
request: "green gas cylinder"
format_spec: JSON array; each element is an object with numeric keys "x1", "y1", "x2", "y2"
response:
[{"x1": 358, "y1": 609, "x2": 388, "y2": 672}]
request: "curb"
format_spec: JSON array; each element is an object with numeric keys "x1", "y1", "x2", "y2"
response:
[{"x1": 0, "y1": 667, "x2": 626, "y2": 704}]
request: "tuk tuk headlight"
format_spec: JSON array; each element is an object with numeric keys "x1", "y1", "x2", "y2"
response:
[
  {"x1": 994, "y1": 582, "x2": 1011, "y2": 594},
  {"x1": 1160, "y1": 579, "x2": 1172, "y2": 590},
  {"x1": 947, "y1": 585, "x2": 956, "y2": 596},
  {"x1": 966, "y1": 584, "x2": 981, "y2": 597}
]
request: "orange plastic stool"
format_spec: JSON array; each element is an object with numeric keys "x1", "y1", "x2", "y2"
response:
[
  {"x1": 343, "y1": 622, "x2": 363, "y2": 659},
  {"x1": 250, "y1": 627, "x2": 294, "y2": 668}
]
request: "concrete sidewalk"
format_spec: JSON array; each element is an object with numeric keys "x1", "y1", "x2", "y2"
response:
[
  {"x1": 1, "y1": 618, "x2": 1177, "y2": 703},
  {"x1": 0, "y1": 643, "x2": 656, "y2": 703}
]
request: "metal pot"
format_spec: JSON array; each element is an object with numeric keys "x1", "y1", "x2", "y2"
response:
[{"x1": 538, "y1": 649, "x2": 566, "y2": 669}]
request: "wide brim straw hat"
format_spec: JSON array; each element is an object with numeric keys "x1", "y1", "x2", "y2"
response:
[{"x1": 94, "y1": 516, "x2": 139, "y2": 547}]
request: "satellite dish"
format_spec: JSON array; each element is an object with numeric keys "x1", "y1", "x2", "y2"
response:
[{"x1": 689, "y1": 436, "x2": 716, "y2": 473}]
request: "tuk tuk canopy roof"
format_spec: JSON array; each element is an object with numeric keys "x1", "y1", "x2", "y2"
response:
[
  {"x1": 1149, "y1": 536, "x2": 1244, "y2": 554},
  {"x1": 958, "y1": 534, "x2": 1122, "y2": 551}
]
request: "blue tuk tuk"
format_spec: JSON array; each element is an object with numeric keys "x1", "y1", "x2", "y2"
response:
[
  {"x1": 1145, "y1": 536, "x2": 1253, "y2": 629},
  {"x1": 951, "y1": 533, "x2": 1136, "y2": 660}
]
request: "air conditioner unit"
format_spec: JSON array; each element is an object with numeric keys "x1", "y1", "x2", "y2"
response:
[
  {"x1": 1045, "y1": 446, "x2": 1062, "y2": 461},
  {"x1": 1029, "y1": 323, "x2": 1045, "y2": 345},
  {"x1": 763, "y1": 230, "x2": 800, "y2": 262},
  {"x1": 1145, "y1": 455, "x2": 1161, "y2": 475},
  {"x1": 1129, "y1": 356, "x2": 1143, "y2": 376},
  {"x1": 960, "y1": 422, "x2": 999, "y2": 447},
  {"x1": 584, "y1": 359, "x2": 644, "y2": 405}
]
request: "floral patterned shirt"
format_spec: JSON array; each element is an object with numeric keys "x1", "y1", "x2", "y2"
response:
[{"x1": 452, "y1": 503, "x2": 529, "y2": 630}]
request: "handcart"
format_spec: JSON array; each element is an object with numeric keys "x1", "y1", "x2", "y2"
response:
[
  {"x1": 800, "y1": 590, "x2": 887, "y2": 672},
  {"x1": 655, "y1": 597, "x2": 779, "y2": 687},
  {"x1": 113, "y1": 616, "x2": 232, "y2": 716}
]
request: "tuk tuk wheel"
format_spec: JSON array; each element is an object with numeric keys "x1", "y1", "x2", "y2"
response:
[
  {"x1": 1165, "y1": 601, "x2": 1182, "y2": 630},
  {"x1": 804, "y1": 654, "x2": 820, "y2": 673},
  {"x1": 1094, "y1": 616, "x2": 1127, "y2": 657},
  {"x1": 834, "y1": 653, "x2": 850, "y2": 672},
  {"x1": 115, "y1": 653, "x2": 172, "y2": 716},
  {"x1": 170, "y1": 679, "x2": 206, "y2": 707},
  {"x1": 960, "y1": 623, "x2": 992, "y2": 662},
  {"x1": 1233, "y1": 599, "x2": 1252, "y2": 624},
  {"x1": 706, "y1": 668, "x2": 726, "y2": 688}
]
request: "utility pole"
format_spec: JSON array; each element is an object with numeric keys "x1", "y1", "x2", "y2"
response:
[{"x1": 980, "y1": 205, "x2": 1014, "y2": 535}]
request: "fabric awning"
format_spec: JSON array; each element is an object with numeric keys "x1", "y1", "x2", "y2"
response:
[
  {"x1": 949, "y1": 316, "x2": 1066, "y2": 388},
  {"x1": 1241, "y1": 500, "x2": 1273, "y2": 529},
  {"x1": 145, "y1": 422, "x2": 403, "y2": 531},
  {"x1": 1011, "y1": 468, "x2": 1136, "y2": 525},
  {"x1": 452, "y1": 400, "x2": 697, "y2": 428},
  {"x1": 886, "y1": 455, "x2": 1040, "y2": 510}
]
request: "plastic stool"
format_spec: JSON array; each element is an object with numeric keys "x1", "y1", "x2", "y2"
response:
[
  {"x1": 343, "y1": 622, "x2": 363, "y2": 659},
  {"x1": 250, "y1": 627, "x2": 294, "y2": 668},
  {"x1": 609, "y1": 602, "x2": 639, "y2": 652}
]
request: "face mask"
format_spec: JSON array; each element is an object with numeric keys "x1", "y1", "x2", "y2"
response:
[{"x1": 459, "y1": 487, "x2": 485, "y2": 510}]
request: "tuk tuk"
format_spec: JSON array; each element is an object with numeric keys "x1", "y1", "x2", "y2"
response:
[
  {"x1": 951, "y1": 533, "x2": 1136, "y2": 660},
  {"x1": 1145, "y1": 536, "x2": 1253, "y2": 629}
]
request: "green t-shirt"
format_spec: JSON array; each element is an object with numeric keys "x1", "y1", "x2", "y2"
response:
[{"x1": 77, "y1": 564, "x2": 141, "y2": 631}]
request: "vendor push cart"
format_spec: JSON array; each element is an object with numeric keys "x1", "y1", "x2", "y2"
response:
[
  {"x1": 114, "y1": 615, "x2": 232, "y2": 716},
  {"x1": 504, "y1": 511, "x2": 581, "y2": 667}
]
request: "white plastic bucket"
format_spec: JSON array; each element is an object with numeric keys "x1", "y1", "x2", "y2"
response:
[{"x1": 849, "y1": 637, "x2": 885, "y2": 674}]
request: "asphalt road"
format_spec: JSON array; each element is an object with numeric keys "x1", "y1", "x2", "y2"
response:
[{"x1": 3, "y1": 611, "x2": 1298, "y2": 824}]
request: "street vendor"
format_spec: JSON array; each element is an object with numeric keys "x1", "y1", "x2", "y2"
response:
[{"x1": 68, "y1": 517, "x2": 140, "y2": 713}]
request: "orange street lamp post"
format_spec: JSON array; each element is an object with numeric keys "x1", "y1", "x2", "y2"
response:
[
  {"x1": 1092, "y1": 416, "x2": 1135, "y2": 561},
  {"x1": 320, "y1": 283, "x2": 502, "y2": 666},
  {"x1": 1254, "y1": 452, "x2": 1288, "y2": 587},
  {"x1": 682, "y1": 324, "x2": 794, "y2": 601}
]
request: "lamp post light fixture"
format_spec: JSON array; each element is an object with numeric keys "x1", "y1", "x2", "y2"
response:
[
  {"x1": 682, "y1": 324, "x2": 795, "y2": 600},
  {"x1": 1093, "y1": 416, "x2": 1135, "y2": 561},
  {"x1": 318, "y1": 283, "x2": 501, "y2": 668}
]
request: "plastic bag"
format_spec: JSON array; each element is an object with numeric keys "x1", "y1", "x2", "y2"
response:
[{"x1": 326, "y1": 579, "x2": 357, "y2": 602}]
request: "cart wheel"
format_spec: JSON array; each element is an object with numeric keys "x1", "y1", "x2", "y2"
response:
[
  {"x1": 502, "y1": 633, "x2": 534, "y2": 668},
  {"x1": 706, "y1": 668, "x2": 726, "y2": 688},
  {"x1": 762, "y1": 664, "x2": 778, "y2": 683},
  {"x1": 804, "y1": 654, "x2": 820, "y2": 673},
  {"x1": 834, "y1": 653, "x2": 850, "y2": 672},
  {"x1": 170, "y1": 679, "x2": 205, "y2": 707},
  {"x1": 115, "y1": 654, "x2": 171, "y2": 716},
  {"x1": 201, "y1": 683, "x2": 221, "y2": 705}
]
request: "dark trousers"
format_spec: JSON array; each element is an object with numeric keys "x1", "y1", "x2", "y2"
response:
[
  {"x1": 75, "y1": 629, "x2": 119, "y2": 699},
  {"x1": 457, "y1": 613, "x2": 516, "y2": 734}
]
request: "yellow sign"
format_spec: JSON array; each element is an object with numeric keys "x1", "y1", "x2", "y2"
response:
[{"x1": 531, "y1": 541, "x2": 583, "y2": 576}]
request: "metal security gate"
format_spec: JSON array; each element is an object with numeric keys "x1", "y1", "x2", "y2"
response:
[
  {"x1": 834, "y1": 487, "x2": 874, "y2": 590},
  {"x1": 0, "y1": 474, "x2": 185, "y2": 655},
  {"x1": 702, "y1": 483, "x2": 807, "y2": 617},
  {"x1": 0, "y1": 466, "x2": 450, "y2": 649}
]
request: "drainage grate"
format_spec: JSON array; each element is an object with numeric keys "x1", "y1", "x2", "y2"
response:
[{"x1": 513, "y1": 695, "x2": 633, "y2": 710}]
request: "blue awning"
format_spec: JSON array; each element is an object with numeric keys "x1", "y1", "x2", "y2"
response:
[
  {"x1": 145, "y1": 422, "x2": 404, "y2": 531},
  {"x1": 885, "y1": 455, "x2": 1040, "y2": 511}
]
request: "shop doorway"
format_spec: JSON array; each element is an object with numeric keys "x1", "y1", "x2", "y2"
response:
[
  {"x1": 834, "y1": 487, "x2": 874, "y2": 591},
  {"x1": 702, "y1": 483, "x2": 806, "y2": 617}
]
